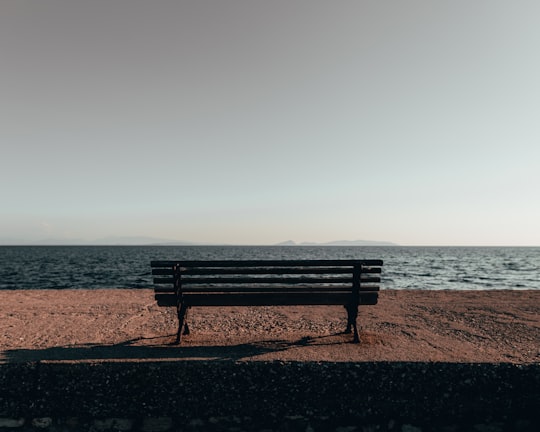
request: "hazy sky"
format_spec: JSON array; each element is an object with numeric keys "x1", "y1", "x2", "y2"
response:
[{"x1": 1, "y1": 1, "x2": 539, "y2": 246}]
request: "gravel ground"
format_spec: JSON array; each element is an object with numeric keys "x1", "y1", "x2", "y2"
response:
[
  {"x1": 1, "y1": 289, "x2": 538, "y2": 364},
  {"x1": 1, "y1": 289, "x2": 539, "y2": 430}
]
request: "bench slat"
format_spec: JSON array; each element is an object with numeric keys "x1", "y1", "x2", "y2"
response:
[
  {"x1": 178, "y1": 285, "x2": 379, "y2": 293},
  {"x1": 151, "y1": 259, "x2": 383, "y2": 268},
  {"x1": 177, "y1": 267, "x2": 373, "y2": 275},
  {"x1": 152, "y1": 267, "x2": 382, "y2": 276},
  {"x1": 181, "y1": 292, "x2": 379, "y2": 306},
  {"x1": 152, "y1": 268, "x2": 175, "y2": 275},
  {"x1": 155, "y1": 277, "x2": 381, "y2": 285},
  {"x1": 154, "y1": 285, "x2": 380, "y2": 293},
  {"x1": 153, "y1": 285, "x2": 381, "y2": 292},
  {"x1": 154, "y1": 287, "x2": 176, "y2": 293},
  {"x1": 152, "y1": 267, "x2": 381, "y2": 276},
  {"x1": 153, "y1": 277, "x2": 174, "y2": 284},
  {"x1": 180, "y1": 276, "x2": 353, "y2": 285},
  {"x1": 156, "y1": 292, "x2": 379, "y2": 307},
  {"x1": 175, "y1": 267, "x2": 381, "y2": 275},
  {"x1": 180, "y1": 276, "x2": 381, "y2": 284}
]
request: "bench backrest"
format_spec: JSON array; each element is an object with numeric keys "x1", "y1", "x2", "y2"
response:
[{"x1": 150, "y1": 259, "x2": 383, "y2": 307}]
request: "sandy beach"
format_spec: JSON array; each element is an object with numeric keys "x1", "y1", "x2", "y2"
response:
[{"x1": 1, "y1": 289, "x2": 538, "y2": 364}]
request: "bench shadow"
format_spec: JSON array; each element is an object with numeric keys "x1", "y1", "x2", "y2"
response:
[{"x1": 2, "y1": 333, "x2": 348, "y2": 363}]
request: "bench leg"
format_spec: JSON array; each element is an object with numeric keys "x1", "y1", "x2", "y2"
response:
[
  {"x1": 183, "y1": 308, "x2": 190, "y2": 336},
  {"x1": 175, "y1": 303, "x2": 189, "y2": 344},
  {"x1": 344, "y1": 303, "x2": 354, "y2": 333},
  {"x1": 345, "y1": 303, "x2": 360, "y2": 343}
]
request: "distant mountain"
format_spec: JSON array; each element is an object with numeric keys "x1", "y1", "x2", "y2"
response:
[
  {"x1": 0, "y1": 236, "x2": 197, "y2": 246},
  {"x1": 0, "y1": 237, "x2": 30, "y2": 245},
  {"x1": 1, "y1": 236, "x2": 397, "y2": 246},
  {"x1": 276, "y1": 240, "x2": 397, "y2": 246},
  {"x1": 320, "y1": 239, "x2": 397, "y2": 246},
  {"x1": 0, "y1": 237, "x2": 89, "y2": 246},
  {"x1": 91, "y1": 236, "x2": 196, "y2": 246}
]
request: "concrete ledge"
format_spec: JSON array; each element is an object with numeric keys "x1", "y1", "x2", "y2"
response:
[{"x1": 1, "y1": 361, "x2": 539, "y2": 431}]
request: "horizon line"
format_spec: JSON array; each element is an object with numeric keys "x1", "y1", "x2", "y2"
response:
[{"x1": 1, "y1": 243, "x2": 539, "y2": 248}]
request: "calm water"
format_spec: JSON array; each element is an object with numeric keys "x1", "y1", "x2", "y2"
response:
[{"x1": 0, "y1": 245, "x2": 538, "y2": 290}]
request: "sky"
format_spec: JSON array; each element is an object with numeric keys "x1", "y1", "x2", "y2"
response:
[{"x1": 1, "y1": 0, "x2": 539, "y2": 246}]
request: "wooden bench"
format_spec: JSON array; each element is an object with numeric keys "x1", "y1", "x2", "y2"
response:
[{"x1": 150, "y1": 259, "x2": 383, "y2": 344}]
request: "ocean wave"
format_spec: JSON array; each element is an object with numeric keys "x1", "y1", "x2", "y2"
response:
[{"x1": 0, "y1": 245, "x2": 538, "y2": 291}]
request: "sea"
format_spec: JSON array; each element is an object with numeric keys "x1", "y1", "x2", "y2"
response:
[{"x1": 0, "y1": 245, "x2": 538, "y2": 291}]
